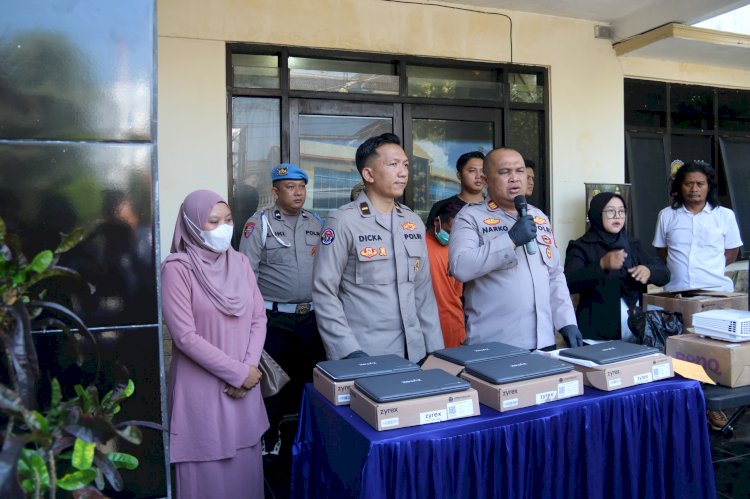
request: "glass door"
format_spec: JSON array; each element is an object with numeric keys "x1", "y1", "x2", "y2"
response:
[
  {"x1": 290, "y1": 99, "x2": 401, "y2": 219},
  {"x1": 403, "y1": 105, "x2": 499, "y2": 220}
]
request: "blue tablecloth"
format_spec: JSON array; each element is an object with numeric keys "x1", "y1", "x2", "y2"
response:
[{"x1": 291, "y1": 378, "x2": 715, "y2": 498}]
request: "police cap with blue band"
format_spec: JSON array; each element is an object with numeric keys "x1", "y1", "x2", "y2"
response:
[{"x1": 272, "y1": 163, "x2": 308, "y2": 184}]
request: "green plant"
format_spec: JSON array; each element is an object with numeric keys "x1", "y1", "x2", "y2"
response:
[{"x1": 0, "y1": 216, "x2": 161, "y2": 498}]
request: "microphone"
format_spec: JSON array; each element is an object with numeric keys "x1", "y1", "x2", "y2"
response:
[{"x1": 513, "y1": 195, "x2": 537, "y2": 255}]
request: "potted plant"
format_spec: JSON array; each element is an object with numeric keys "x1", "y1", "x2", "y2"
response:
[{"x1": 0, "y1": 216, "x2": 162, "y2": 498}]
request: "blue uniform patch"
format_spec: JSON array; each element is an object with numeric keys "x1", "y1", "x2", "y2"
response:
[{"x1": 321, "y1": 228, "x2": 335, "y2": 245}]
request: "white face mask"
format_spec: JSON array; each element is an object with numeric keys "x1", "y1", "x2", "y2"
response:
[{"x1": 200, "y1": 223, "x2": 234, "y2": 253}]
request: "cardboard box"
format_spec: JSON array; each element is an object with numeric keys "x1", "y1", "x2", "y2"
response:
[
  {"x1": 643, "y1": 289, "x2": 748, "y2": 327},
  {"x1": 313, "y1": 367, "x2": 355, "y2": 406},
  {"x1": 666, "y1": 333, "x2": 750, "y2": 388},
  {"x1": 349, "y1": 385, "x2": 480, "y2": 431},
  {"x1": 573, "y1": 354, "x2": 673, "y2": 391},
  {"x1": 460, "y1": 370, "x2": 583, "y2": 412},
  {"x1": 420, "y1": 355, "x2": 465, "y2": 376}
]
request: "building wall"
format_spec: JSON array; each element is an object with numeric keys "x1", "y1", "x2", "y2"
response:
[
  {"x1": 620, "y1": 56, "x2": 750, "y2": 88},
  {"x1": 157, "y1": 0, "x2": 750, "y2": 255}
]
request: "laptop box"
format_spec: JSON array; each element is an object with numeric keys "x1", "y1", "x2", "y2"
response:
[
  {"x1": 349, "y1": 383, "x2": 480, "y2": 431},
  {"x1": 313, "y1": 354, "x2": 420, "y2": 406},
  {"x1": 667, "y1": 333, "x2": 750, "y2": 387},
  {"x1": 353, "y1": 368, "x2": 471, "y2": 403},
  {"x1": 463, "y1": 353, "x2": 573, "y2": 385},
  {"x1": 643, "y1": 288, "x2": 747, "y2": 327},
  {"x1": 572, "y1": 354, "x2": 673, "y2": 391},
  {"x1": 422, "y1": 342, "x2": 528, "y2": 376},
  {"x1": 460, "y1": 369, "x2": 583, "y2": 412},
  {"x1": 558, "y1": 341, "x2": 660, "y2": 365}
]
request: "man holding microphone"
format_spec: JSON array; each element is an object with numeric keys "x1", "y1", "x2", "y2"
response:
[{"x1": 448, "y1": 147, "x2": 583, "y2": 350}]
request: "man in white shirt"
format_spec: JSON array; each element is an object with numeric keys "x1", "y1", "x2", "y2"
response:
[
  {"x1": 653, "y1": 162, "x2": 743, "y2": 431},
  {"x1": 653, "y1": 162, "x2": 742, "y2": 293}
]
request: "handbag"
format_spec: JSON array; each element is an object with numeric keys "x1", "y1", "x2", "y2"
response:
[{"x1": 259, "y1": 350, "x2": 290, "y2": 398}]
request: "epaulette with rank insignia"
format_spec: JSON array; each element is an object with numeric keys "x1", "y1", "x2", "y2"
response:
[
  {"x1": 359, "y1": 202, "x2": 371, "y2": 216},
  {"x1": 304, "y1": 209, "x2": 324, "y2": 226},
  {"x1": 394, "y1": 201, "x2": 413, "y2": 212}
]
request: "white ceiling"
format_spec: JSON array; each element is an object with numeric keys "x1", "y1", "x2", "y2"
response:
[{"x1": 438, "y1": 0, "x2": 750, "y2": 69}]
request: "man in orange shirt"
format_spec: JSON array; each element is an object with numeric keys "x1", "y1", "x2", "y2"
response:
[{"x1": 426, "y1": 198, "x2": 466, "y2": 348}]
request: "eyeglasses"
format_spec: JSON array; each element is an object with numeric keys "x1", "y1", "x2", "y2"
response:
[{"x1": 602, "y1": 208, "x2": 627, "y2": 219}]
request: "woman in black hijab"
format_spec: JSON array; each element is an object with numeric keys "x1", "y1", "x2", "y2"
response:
[{"x1": 564, "y1": 192, "x2": 670, "y2": 342}]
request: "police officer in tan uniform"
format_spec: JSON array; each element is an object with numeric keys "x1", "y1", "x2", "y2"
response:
[
  {"x1": 448, "y1": 148, "x2": 583, "y2": 350},
  {"x1": 239, "y1": 163, "x2": 324, "y2": 480},
  {"x1": 312, "y1": 133, "x2": 444, "y2": 361}
]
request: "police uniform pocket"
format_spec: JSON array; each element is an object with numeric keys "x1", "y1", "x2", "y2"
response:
[
  {"x1": 404, "y1": 240, "x2": 425, "y2": 282},
  {"x1": 536, "y1": 231, "x2": 555, "y2": 247},
  {"x1": 265, "y1": 237, "x2": 288, "y2": 263},
  {"x1": 305, "y1": 231, "x2": 320, "y2": 246},
  {"x1": 540, "y1": 245, "x2": 556, "y2": 268},
  {"x1": 355, "y1": 243, "x2": 392, "y2": 284}
]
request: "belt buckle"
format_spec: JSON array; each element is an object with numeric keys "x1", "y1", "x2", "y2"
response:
[{"x1": 295, "y1": 303, "x2": 311, "y2": 315}]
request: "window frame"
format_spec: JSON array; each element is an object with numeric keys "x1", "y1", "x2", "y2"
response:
[{"x1": 228, "y1": 43, "x2": 550, "y2": 215}]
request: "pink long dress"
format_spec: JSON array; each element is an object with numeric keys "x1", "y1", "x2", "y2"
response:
[{"x1": 162, "y1": 255, "x2": 269, "y2": 498}]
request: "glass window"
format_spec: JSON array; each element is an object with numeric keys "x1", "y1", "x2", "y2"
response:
[
  {"x1": 624, "y1": 79, "x2": 667, "y2": 128},
  {"x1": 411, "y1": 118, "x2": 493, "y2": 219},
  {"x1": 509, "y1": 72, "x2": 544, "y2": 104},
  {"x1": 508, "y1": 110, "x2": 541, "y2": 165},
  {"x1": 232, "y1": 54, "x2": 279, "y2": 89},
  {"x1": 718, "y1": 89, "x2": 750, "y2": 132},
  {"x1": 298, "y1": 114, "x2": 392, "y2": 218},
  {"x1": 407, "y1": 66, "x2": 502, "y2": 102},
  {"x1": 231, "y1": 97, "x2": 280, "y2": 219},
  {"x1": 228, "y1": 47, "x2": 548, "y2": 219},
  {"x1": 671, "y1": 84, "x2": 714, "y2": 130},
  {"x1": 289, "y1": 57, "x2": 399, "y2": 95}
]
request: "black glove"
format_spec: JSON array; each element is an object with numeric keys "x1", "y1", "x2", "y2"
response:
[
  {"x1": 343, "y1": 350, "x2": 369, "y2": 360},
  {"x1": 559, "y1": 325, "x2": 584, "y2": 348},
  {"x1": 508, "y1": 215, "x2": 537, "y2": 247}
]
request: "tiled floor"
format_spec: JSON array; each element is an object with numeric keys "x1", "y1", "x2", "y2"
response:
[{"x1": 711, "y1": 410, "x2": 750, "y2": 498}]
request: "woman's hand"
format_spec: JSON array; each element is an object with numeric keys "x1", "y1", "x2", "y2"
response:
[
  {"x1": 242, "y1": 364, "x2": 263, "y2": 390},
  {"x1": 224, "y1": 385, "x2": 248, "y2": 399},
  {"x1": 600, "y1": 249, "x2": 627, "y2": 270},
  {"x1": 628, "y1": 265, "x2": 651, "y2": 284}
]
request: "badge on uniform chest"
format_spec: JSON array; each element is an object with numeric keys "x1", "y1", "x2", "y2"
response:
[{"x1": 481, "y1": 216, "x2": 509, "y2": 234}]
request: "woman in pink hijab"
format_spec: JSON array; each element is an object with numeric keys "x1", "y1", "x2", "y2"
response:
[{"x1": 162, "y1": 190, "x2": 268, "y2": 498}]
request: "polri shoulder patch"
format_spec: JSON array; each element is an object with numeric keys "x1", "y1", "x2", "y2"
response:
[{"x1": 321, "y1": 228, "x2": 335, "y2": 245}]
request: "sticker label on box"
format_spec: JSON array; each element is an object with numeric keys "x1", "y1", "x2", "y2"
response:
[
  {"x1": 535, "y1": 390, "x2": 557, "y2": 404},
  {"x1": 652, "y1": 363, "x2": 670, "y2": 379},
  {"x1": 337, "y1": 394, "x2": 351, "y2": 403},
  {"x1": 558, "y1": 380, "x2": 580, "y2": 398},
  {"x1": 502, "y1": 398, "x2": 519, "y2": 408},
  {"x1": 447, "y1": 399, "x2": 474, "y2": 419},
  {"x1": 380, "y1": 417, "x2": 399, "y2": 428},
  {"x1": 608, "y1": 378, "x2": 622, "y2": 388},
  {"x1": 419, "y1": 409, "x2": 447, "y2": 425},
  {"x1": 634, "y1": 372, "x2": 653, "y2": 385}
]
